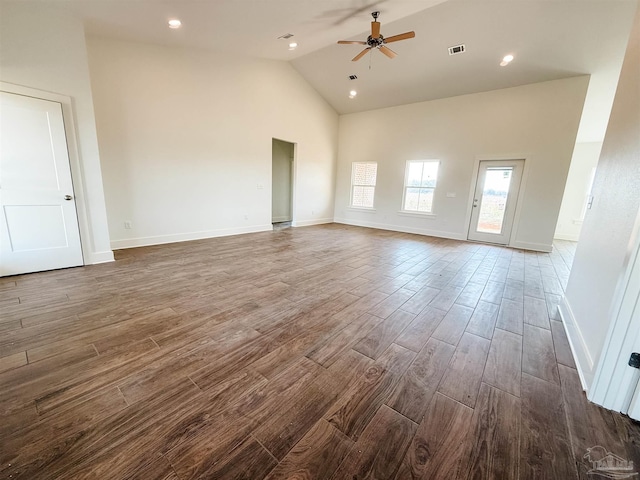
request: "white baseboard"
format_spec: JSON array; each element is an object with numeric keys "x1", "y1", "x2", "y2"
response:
[
  {"x1": 554, "y1": 233, "x2": 581, "y2": 242},
  {"x1": 292, "y1": 218, "x2": 334, "y2": 227},
  {"x1": 272, "y1": 216, "x2": 291, "y2": 223},
  {"x1": 110, "y1": 224, "x2": 273, "y2": 250},
  {"x1": 509, "y1": 240, "x2": 553, "y2": 252},
  {"x1": 333, "y1": 217, "x2": 466, "y2": 241},
  {"x1": 558, "y1": 296, "x2": 595, "y2": 390},
  {"x1": 86, "y1": 250, "x2": 115, "y2": 264}
]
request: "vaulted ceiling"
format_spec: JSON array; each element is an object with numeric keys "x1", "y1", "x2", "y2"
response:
[{"x1": 18, "y1": 0, "x2": 638, "y2": 141}]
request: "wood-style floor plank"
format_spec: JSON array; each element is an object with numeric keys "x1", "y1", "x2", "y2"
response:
[
  {"x1": 431, "y1": 304, "x2": 474, "y2": 346},
  {"x1": 386, "y1": 338, "x2": 455, "y2": 423},
  {"x1": 483, "y1": 328, "x2": 523, "y2": 397},
  {"x1": 394, "y1": 393, "x2": 473, "y2": 480},
  {"x1": 522, "y1": 324, "x2": 560, "y2": 385},
  {"x1": 520, "y1": 373, "x2": 577, "y2": 480},
  {"x1": 329, "y1": 405, "x2": 417, "y2": 480},
  {"x1": 465, "y1": 300, "x2": 499, "y2": 340},
  {"x1": 496, "y1": 298, "x2": 524, "y2": 335},
  {"x1": 524, "y1": 295, "x2": 551, "y2": 329},
  {"x1": 352, "y1": 309, "x2": 416, "y2": 360},
  {"x1": 264, "y1": 419, "x2": 353, "y2": 480},
  {"x1": 461, "y1": 383, "x2": 521, "y2": 480},
  {"x1": 437, "y1": 332, "x2": 491, "y2": 408},
  {"x1": 325, "y1": 343, "x2": 415, "y2": 440}
]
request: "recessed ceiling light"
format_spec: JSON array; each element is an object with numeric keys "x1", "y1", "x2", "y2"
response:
[
  {"x1": 349, "y1": 90, "x2": 357, "y2": 99},
  {"x1": 500, "y1": 54, "x2": 514, "y2": 66},
  {"x1": 168, "y1": 19, "x2": 182, "y2": 29},
  {"x1": 288, "y1": 42, "x2": 298, "y2": 50}
]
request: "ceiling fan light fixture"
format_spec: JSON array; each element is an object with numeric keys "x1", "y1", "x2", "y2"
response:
[{"x1": 168, "y1": 19, "x2": 182, "y2": 29}]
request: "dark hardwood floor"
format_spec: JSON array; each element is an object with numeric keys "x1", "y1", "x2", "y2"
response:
[{"x1": 1, "y1": 224, "x2": 638, "y2": 479}]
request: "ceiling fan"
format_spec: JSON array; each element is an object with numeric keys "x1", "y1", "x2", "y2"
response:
[{"x1": 337, "y1": 11, "x2": 415, "y2": 61}]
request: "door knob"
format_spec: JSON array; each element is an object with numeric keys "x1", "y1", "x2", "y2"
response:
[{"x1": 64, "y1": 195, "x2": 73, "y2": 201}]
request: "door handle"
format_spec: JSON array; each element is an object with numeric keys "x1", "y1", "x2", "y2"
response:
[
  {"x1": 473, "y1": 199, "x2": 478, "y2": 207},
  {"x1": 64, "y1": 195, "x2": 73, "y2": 201}
]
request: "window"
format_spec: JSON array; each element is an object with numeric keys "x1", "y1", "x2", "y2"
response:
[
  {"x1": 402, "y1": 160, "x2": 439, "y2": 213},
  {"x1": 351, "y1": 162, "x2": 377, "y2": 208}
]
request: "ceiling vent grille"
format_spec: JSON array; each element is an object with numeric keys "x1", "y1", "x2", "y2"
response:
[
  {"x1": 277, "y1": 33, "x2": 294, "y2": 40},
  {"x1": 448, "y1": 44, "x2": 465, "y2": 55},
  {"x1": 349, "y1": 75, "x2": 358, "y2": 80}
]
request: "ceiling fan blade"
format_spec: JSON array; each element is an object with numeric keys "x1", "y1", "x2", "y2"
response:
[
  {"x1": 384, "y1": 31, "x2": 415, "y2": 43},
  {"x1": 337, "y1": 40, "x2": 367, "y2": 45},
  {"x1": 378, "y1": 45, "x2": 397, "y2": 59},
  {"x1": 371, "y1": 21, "x2": 380, "y2": 39},
  {"x1": 352, "y1": 48, "x2": 371, "y2": 61}
]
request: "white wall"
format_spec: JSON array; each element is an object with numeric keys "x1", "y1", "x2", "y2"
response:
[
  {"x1": 561, "y1": 6, "x2": 640, "y2": 391},
  {"x1": 87, "y1": 37, "x2": 338, "y2": 249},
  {"x1": 554, "y1": 142, "x2": 602, "y2": 241},
  {"x1": 0, "y1": 3, "x2": 113, "y2": 263},
  {"x1": 334, "y1": 77, "x2": 589, "y2": 252},
  {"x1": 272, "y1": 139, "x2": 293, "y2": 223}
]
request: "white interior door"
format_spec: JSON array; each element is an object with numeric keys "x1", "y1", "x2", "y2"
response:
[
  {"x1": 468, "y1": 160, "x2": 524, "y2": 245},
  {"x1": 0, "y1": 91, "x2": 83, "y2": 276}
]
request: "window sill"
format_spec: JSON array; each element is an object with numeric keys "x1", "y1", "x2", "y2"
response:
[
  {"x1": 347, "y1": 206, "x2": 377, "y2": 213},
  {"x1": 397, "y1": 210, "x2": 437, "y2": 219}
]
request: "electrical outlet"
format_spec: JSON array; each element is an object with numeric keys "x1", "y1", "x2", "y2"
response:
[
  {"x1": 311, "y1": 210, "x2": 315, "y2": 215},
  {"x1": 124, "y1": 221, "x2": 132, "y2": 229},
  {"x1": 244, "y1": 215, "x2": 248, "y2": 220}
]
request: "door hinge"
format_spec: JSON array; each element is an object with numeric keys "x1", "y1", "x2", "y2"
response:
[{"x1": 629, "y1": 353, "x2": 640, "y2": 369}]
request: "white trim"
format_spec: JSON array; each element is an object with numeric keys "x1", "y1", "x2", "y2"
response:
[
  {"x1": 509, "y1": 240, "x2": 553, "y2": 252},
  {"x1": 110, "y1": 224, "x2": 273, "y2": 250},
  {"x1": 589, "y1": 206, "x2": 640, "y2": 412},
  {"x1": 554, "y1": 233, "x2": 581, "y2": 242},
  {"x1": 334, "y1": 217, "x2": 466, "y2": 241},
  {"x1": 292, "y1": 218, "x2": 334, "y2": 227},
  {"x1": 272, "y1": 216, "x2": 291, "y2": 223},
  {"x1": 87, "y1": 250, "x2": 115, "y2": 264},
  {"x1": 558, "y1": 296, "x2": 595, "y2": 390},
  {"x1": 347, "y1": 206, "x2": 377, "y2": 213},
  {"x1": 0, "y1": 81, "x2": 114, "y2": 266},
  {"x1": 397, "y1": 211, "x2": 437, "y2": 219}
]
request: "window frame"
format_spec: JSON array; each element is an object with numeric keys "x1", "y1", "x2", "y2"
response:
[
  {"x1": 350, "y1": 161, "x2": 378, "y2": 209},
  {"x1": 401, "y1": 160, "x2": 440, "y2": 215}
]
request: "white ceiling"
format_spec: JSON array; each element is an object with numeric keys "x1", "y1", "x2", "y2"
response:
[{"x1": 15, "y1": 0, "x2": 638, "y2": 141}]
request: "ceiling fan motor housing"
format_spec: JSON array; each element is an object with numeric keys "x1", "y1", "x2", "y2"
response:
[{"x1": 367, "y1": 34, "x2": 385, "y2": 48}]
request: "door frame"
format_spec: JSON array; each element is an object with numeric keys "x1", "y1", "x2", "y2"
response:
[
  {"x1": 271, "y1": 137, "x2": 297, "y2": 227},
  {"x1": 588, "y1": 207, "x2": 640, "y2": 414},
  {"x1": 1, "y1": 82, "x2": 91, "y2": 266},
  {"x1": 464, "y1": 154, "x2": 530, "y2": 248}
]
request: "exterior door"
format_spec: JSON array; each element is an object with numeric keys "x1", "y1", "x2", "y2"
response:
[
  {"x1": 0, "y1": 91, "x2": 83, "y2": 276},
  {"x1": 468, "y1": 160, "x2": 524, "y2": 245}
]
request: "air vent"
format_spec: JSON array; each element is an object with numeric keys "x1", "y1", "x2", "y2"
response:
[
  {"x1": 448, "y1": 44, "x2": 465, "y2": 55},
  {"x1": 277, "y1": 33, "x2": 294, "y2": 40},
  {"x1": 349, "y1": 75, "x2": 358, "y2": 80}
]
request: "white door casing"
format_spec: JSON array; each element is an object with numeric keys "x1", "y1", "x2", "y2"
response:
[
  {"x1": 0, "y1": 91, "x2": 84, "y2": 276},
  {"x1": 468, "y1": 159, "x2": 524, "y2": 245}
]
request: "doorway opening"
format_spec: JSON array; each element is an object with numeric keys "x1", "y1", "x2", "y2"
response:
[
  {"x1": 468, "y1": 159, "x2": 524, "y2": 245},
  {"x1": 272, "y1": 138, "x2": 294, "y2": 229}
]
